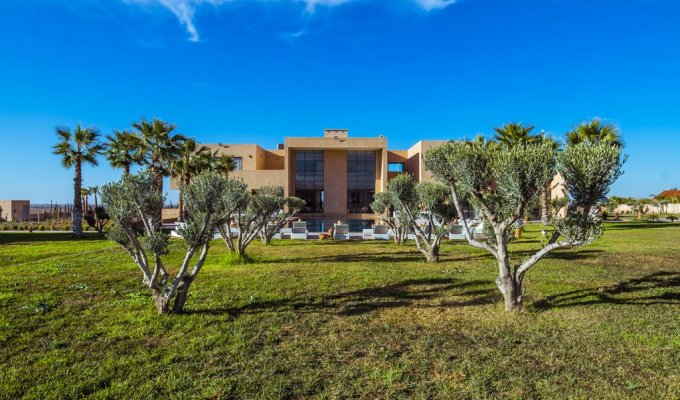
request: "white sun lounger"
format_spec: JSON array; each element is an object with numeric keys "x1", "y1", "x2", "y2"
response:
[
  {"x1": 291, "y1": 221, "x2": 308, "y2": 240},
  {"x1": 373, "y1": 224, "x2": 390, "y2": 240},
  {"x1": 333, "y1": 224, "x2": 350, "y2": 240}
]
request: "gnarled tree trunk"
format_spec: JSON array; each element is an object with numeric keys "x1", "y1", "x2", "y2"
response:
[
  {"x1": 172, "y1": 276, "x2": 194, "y2": 314},
  {"x1": 413, "y1": 233, "x2": 442, "y2": 263},
  {"x1": 153, "y1": 290, "x2": 170, "y2": 314},
  {"x1": 494, "y1": 231, "x2": 523, "y2": 311}
]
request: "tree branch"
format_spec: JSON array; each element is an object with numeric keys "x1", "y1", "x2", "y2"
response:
[
  {"x1": 514, "y1": 240, "x2": 574, "y2": 280},
  {"x1": 448, "y1": 184, "x2": 499, "y2": 258}
]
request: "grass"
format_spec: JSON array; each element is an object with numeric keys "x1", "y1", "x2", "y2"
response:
[{"x1": 0, "y1": 223, "x2": 679, "y2": 399}]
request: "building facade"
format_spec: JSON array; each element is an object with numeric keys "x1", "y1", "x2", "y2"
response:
[
  {"x1": 0, "y1": 200, "x2": 30, "y2": 222},
  {"x1": 189, "y1": 129, "x2": 444, "y2": 231}
]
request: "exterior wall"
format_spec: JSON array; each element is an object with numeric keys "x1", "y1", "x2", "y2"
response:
[
  {"x1": 205, "y1": 144, "x2": 263, "y2": 171},
  {"x1": 322, "y1": 150, "x2": 348, "y2": 216},
  {"x1": 0, "y1": 200, "x2": 30, "y2": 222},
  {"x1": 614, "y1": 203, "x2": 680, "y2": 215},
  {"x1": 264, "y1": 149, "x2": 285, "y2": 170},
  {"x1": 550, "y1": 174, "x2": 568, "y2": 217},
  {"x1": 285, "y1": 136, "x2": 386, "y2": 151},
  {"x1": 407, "y1": 140, "x2": 445, "y2": 182},
  {"x1": 406, "y1": 140, "x2": 445, "y2": 183},
  {"x1": 231, "y1": 170, "x2": 288, "y2": 191},
  {"x1": 387, "y1": 150, "x2": 408, "y2": 181},
  {"x1": 170, "y1": 144, "x2": 286, "y2": 190}
]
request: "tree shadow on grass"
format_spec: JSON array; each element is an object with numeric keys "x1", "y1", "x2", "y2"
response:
[
  {"x1": 506, "y1": 248, "x2": 604, "y2": 263},
  {"x1": 0, "y1": 232, "x2": 106, "y2": 244},
  {"x1": 533, "y1": 271, "x2": 680, "y2": 311},
  {"x1": 186, "y1": 277, "x2": 498, "y2": 317},
  {"x1": 309, "y1": 253, "x2": 427, "y2": 263}
]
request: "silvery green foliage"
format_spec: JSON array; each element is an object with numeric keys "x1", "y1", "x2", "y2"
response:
[
  {"x1": 416, "y1": 182, "x2": 458, "y2": 236},
  {"x1": 386, "y1": 174, "x2": 455, "y2": 262},
  {"x1": 387, "y1": 174, "x2": 419, "y2": 209},
  {"x1": 101, "y1": 170, "x2": 229, "y2": 314},
  {"x1": 557, "y1": 142, "x2": 625, "y2": 212},
  {"x1": 221, "y1": 184, "x2": 304, "y2": 256},
  {"x1": 425, "y1": 141, "x2": 556, "y2": 226},
  {"x1": 371, "y1": 191, "x2": 409, "y2": 244},
  {"x1": 106, "y1": 224, "x2": 130, "y2": 248},
  {"x1": 140, "y1": 232, "x2": 170, "y2": 256},
  {"x1": 103, "y1": 171, "x2": 164, "y2": 236},
  {"x1": 553, "y1": 215, "x2": 604, "y2": 246},
  {"x1": 553, "y1": 142, "x2": 625, "y2": 245},
  {"x1": 177, "y1": 172, "x2": 234, "y2": 249},
  {"x1": 490, "y1": 143, "x2": 556, "y2": 220},
  {"x1": 424, "y1": 139, "x2": 625, "y2": 311},
  {"x1": 371, "y1": 191, "x2": 398, "y2": 215},
  {"x1": 255, "y1": 186, "x2": 306, "y2": 245}
]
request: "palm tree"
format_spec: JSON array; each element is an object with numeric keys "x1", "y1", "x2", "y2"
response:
[
  {"x1": 170, "y1": 139, "x2": 211, "y2": 221},
  {"x1": 208, "y1": 151, "x2": 236, "y2": 177},
  {"x1": 566, "y1": 119, "x2": 623, "y2": 147},
  {"x1": 81, "y1": 187, "x2": 91, "y2": 212},
  {"x1": 132, "y1": 118, "x2": 187, "y2": 228},
  {"x1": 493, "y1": 122, "x2": 540, "y2": 148},
  {"x1": 52, "y1": 124, "x2": 104, "y2": 238},
  {"x1": 90, "y1": 186, "x2": 100, "y2": 225},
  {"x1": 105, "y1": 130, "x2": 144, "y2": 176}
]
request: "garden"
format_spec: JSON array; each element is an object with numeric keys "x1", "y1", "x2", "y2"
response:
[{"x1": 0, "y1": 223, "x2": 678, "y2": 399}]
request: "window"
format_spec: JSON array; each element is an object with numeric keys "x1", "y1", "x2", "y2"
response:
[
  {"x1": 388, "y1": 162, "x2": 404, "y2": 173},
  {"x1": 233, "y1": 157, "x2": 243, "y2": 171},
  {"x1": 295, "y1": 150, "x2": 324, "y2": 213},
  {"x1": 347, "y1": 151, "x2": 376, "y2": 213}
]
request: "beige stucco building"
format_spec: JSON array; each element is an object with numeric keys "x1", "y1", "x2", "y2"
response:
[
  {"x1": 181, "y1": 129, "x2": 444, "y2": 231},
  {"x1": 0, "y1": 200, "x2": 30, "y2": 222}
]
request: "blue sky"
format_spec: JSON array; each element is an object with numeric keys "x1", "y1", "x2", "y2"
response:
[{"x1": 1, "y1": 0, "x2": 679, "y2": 203}]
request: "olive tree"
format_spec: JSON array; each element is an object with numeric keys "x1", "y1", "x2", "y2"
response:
[
  {"x1": 387, "y1": 174, "x2": 457, "y2": 262},
  {"x1": 218, "y1": 184, "x2": 304, "y2": 258},
  {"x1": 370, "y1": 191, "x2": 408, "y2": 245},
  {"x1": 256, "y1": 186, "x2": 305, "y2": 245},
  {"x1": 102, "y1": 171, "x2": 231, "y2": 314},
  {"x1": 425, "y1": 140, "x2": 624, "y2": 311}
]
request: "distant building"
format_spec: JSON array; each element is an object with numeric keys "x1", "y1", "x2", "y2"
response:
[
  {"x1": 0, "y1": 200, "x2": 30, "y2": 222},
  {"x1": 656, "y1": 189, "x2": 680, "y2": 200}
]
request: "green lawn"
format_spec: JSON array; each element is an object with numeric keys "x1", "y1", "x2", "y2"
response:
[{"x1": 1, "y1": 223, "x2": 679, "y2": 399}]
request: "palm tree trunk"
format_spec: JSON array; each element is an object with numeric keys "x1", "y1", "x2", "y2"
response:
[
  {"x1": 178, "y1": 174, "x2": 189, "y2": 222},
  {"x1": 124, "y1": 164, "x2": 130, "y2": 176},
  {"x1": 93, "y1": 190, "x2": 100, "y2": 231},
  {"x1": 152, "y1": 160, "x2": 163, "y2": 231},
  {"x1": 73, "y1": 161, "x2": 83, "y2": 239},
  {"x1": 541, "y1": 182, "x2": 551, "y2": 225}
]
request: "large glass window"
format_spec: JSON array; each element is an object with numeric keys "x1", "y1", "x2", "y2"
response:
[
  {"x1": 295, "y1": 150, "x2": 324, "y2": 213},
  {"x1": 347, "y1": 150, "x2": 376, "y2": 214}
]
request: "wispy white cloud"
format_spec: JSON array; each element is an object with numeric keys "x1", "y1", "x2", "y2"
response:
[
  {"x1": 412, "y1": 0, "x2": 457, "y2": 11},
  {"x1": 123, "y1": 0, "x2": 457, "y2": 42}
]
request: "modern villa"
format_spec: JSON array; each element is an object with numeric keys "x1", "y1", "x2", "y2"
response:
[
  {"x1": 179, "y1": 129, "x2": 446, "y2": 231},
  {"x1": 170, "y1": 128, "x2": 567, "y2": 231}
]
